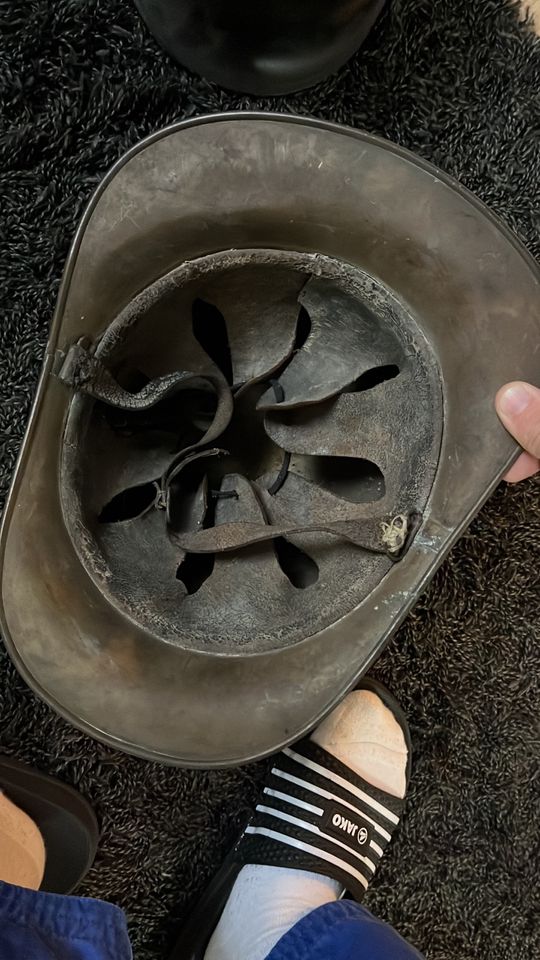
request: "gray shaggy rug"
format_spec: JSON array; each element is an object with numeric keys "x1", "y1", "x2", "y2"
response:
[{"x1": 0, "y1": 0, "x2": 539, "y2": 957}]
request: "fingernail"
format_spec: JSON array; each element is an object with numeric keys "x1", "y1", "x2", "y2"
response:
[{"x1": 498, "y1": 384, "x2": 532, "y2": 417}]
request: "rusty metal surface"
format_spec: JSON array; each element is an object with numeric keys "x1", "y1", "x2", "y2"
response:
[{"x1": 0, "y1": 114, "x2": 539, "y2": 767}]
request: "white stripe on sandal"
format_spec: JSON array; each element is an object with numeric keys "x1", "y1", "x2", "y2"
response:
[
  {"x1": 271, "y1": 767, "x2": 392, "y2": 842},
  {"x1": 255, "y1": 803, "x2": 377, "y2": 872},
  {"x1": 283, "y1": 746, "x2": 399, "y2": 825},
  {"x1": 245, "y1": 825, "x2": 370, "y2": 891}
]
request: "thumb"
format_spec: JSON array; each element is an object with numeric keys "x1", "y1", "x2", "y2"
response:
[{"x1": 496, "y1": 382, "x2": 540, "y2": 458}]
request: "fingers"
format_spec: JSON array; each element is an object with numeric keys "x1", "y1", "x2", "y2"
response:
[
  {"x1": 496, "y1": 382, "x2": 540, "y2": 482},
  {"x1": 503, "y1": 451, "x2": 540, "y2": 483}
]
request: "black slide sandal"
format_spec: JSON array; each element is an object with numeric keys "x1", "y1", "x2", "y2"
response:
[
  {"x1": 169, "y1": 679, "x2": 411, "y2": 960},
  {"x1": 0, "y1": 755, "x2": 99, "y2": 894}
]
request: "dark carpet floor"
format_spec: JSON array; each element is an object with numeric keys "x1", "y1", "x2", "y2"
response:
[{"x1": 1, "y1": 1, "x2": 539, "y2": 957}]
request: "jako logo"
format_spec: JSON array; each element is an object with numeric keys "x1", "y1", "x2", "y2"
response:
[{"x1": 331, "y1": 813, "x2": 369, "y2": 845}]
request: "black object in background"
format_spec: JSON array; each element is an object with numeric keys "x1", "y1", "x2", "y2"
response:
[{"x1": 133, "y1": 0, "x2": 386, "y2": 95}]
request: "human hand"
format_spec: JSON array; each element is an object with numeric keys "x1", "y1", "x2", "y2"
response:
[{"x1": 495, "y1": 382, "x2": 540, "y2": 482}]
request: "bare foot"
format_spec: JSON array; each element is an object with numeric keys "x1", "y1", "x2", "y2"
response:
[{"x1": 0, "y1": 793, "x2": 45, "y2": 889}]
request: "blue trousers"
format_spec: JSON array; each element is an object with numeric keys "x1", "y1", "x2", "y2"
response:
[{"x1": 0, "y1": 880, "x2": 424, "y2": 960}]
